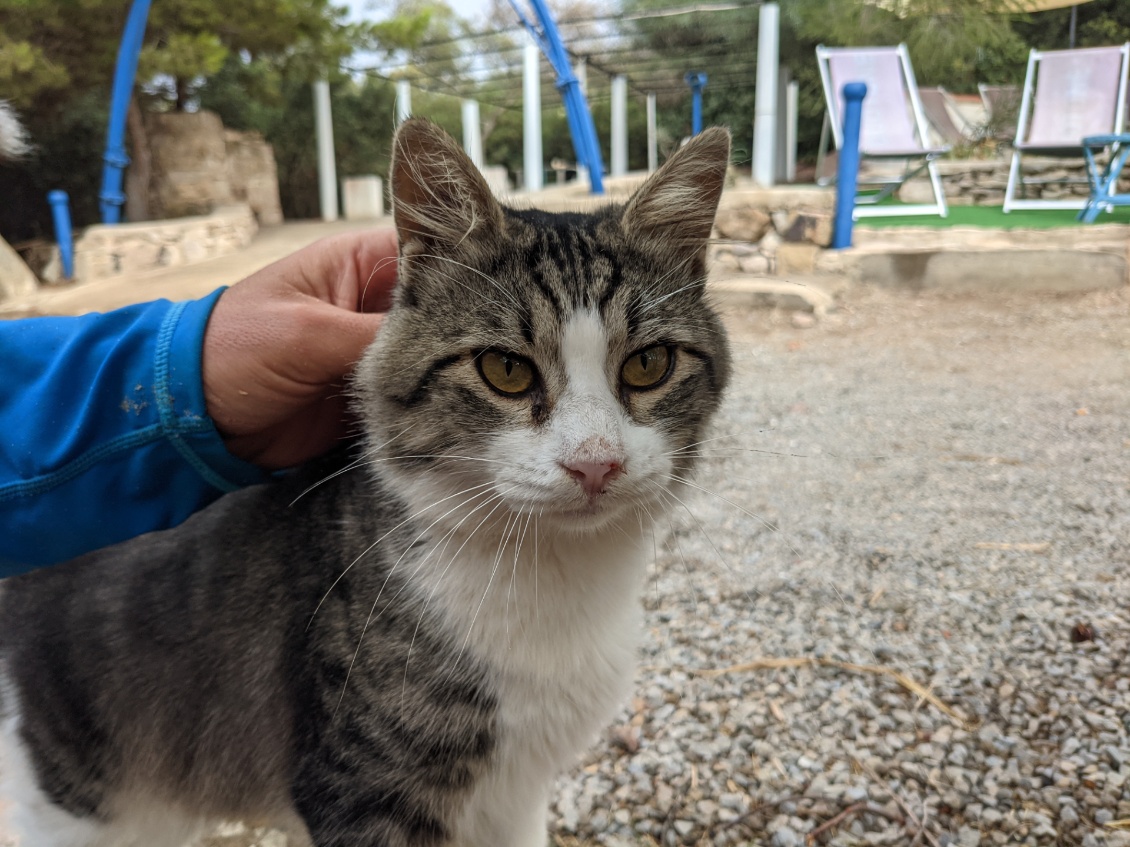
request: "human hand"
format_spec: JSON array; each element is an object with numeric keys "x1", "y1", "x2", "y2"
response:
[{"x1": 201, "y1": 228, "x2": 398, "y2": 469}]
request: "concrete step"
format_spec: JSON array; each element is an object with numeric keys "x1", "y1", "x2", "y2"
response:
[{"x1": 848, "y1": 224, "x2": 1129, "y2": 293}]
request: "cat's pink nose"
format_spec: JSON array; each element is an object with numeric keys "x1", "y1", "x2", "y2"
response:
[{"x1": 562, "y1": 460, "x2": 623, "y2": 497}]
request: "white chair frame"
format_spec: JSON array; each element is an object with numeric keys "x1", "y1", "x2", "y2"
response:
[
  {"x1": 816, "y1": 43, "x2": 949, "y2": 218},
  {"x1": 1003, "y1": 43, "x2": 1130, "y2": 213}
]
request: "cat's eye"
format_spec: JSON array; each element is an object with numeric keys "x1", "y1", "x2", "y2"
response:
[
  {"x1": 621, "y1": 345, "x2": 673, "y2": 390},
  {"x1": 478, "y1": 351, "x2": 537, "y2": 396}
]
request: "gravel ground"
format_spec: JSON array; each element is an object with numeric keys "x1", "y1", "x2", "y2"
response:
[
  {"x1": 202, "y1": 284, "x2": 1129, "y2": 847},
  {"x1": 548, "y1": 285, "x2": 1130, "y2": 847}
]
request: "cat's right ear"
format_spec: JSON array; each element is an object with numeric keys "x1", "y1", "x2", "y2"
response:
[{"x1": 391, "y1": 118, "x2": 504, "y2": 255}]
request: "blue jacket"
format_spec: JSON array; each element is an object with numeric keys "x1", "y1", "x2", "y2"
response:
[{"x1": 0, "y1": 289, "x2": 266, "y2": 577}]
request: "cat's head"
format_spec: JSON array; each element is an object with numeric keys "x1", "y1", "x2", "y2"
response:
[{"x1": 354, "y1": 118, "x2": 730, "y2": 535}]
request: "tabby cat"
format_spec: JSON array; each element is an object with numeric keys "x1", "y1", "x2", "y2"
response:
[{"x1": 0, "y1": 118, "x2": 731, "y2": 847}]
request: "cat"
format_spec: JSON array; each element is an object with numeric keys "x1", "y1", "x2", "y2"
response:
[{"x1": 0, "y1": 117, "x2": 732, "y2": 847}]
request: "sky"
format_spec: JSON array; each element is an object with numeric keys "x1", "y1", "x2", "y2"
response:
[{"x1": 346, "y1": 0, "x2": 495, "y2": 27}]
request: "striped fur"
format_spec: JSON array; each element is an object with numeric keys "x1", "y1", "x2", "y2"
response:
[{"x1": 0, "y1": 119, "x2": 731, "y2": 847}]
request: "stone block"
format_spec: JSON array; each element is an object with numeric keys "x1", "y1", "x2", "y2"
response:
[
  {"x1": 146, "y1": 110, "x2": 234, "y2": 219},
  {"x1": 775, "y1": 242, "x2": 820, "y2": 276},
  {"x1": 225, "y1": 129, "x2": 283, "y2": 225},
  {"x1": 343, "y1": 176, "x2": 385, "y2": 220},
  {"x1": 714, "y1": 206, "x2": 771, "y2": 241},
  {"x1": 780, "y1": 211, "x2": 833, "y2": 247},
  {"x1": 897, "y1": 179, "x2": 940, "y2": 205},
  {"x1": 738, "y1": 253, "x2": 770, "y2": 274},
  {"x1": 0, "y1": 236, "x2": 38, "y2": 300}
]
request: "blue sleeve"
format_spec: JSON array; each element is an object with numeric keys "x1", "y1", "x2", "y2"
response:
[{"x1": 0, "y1": 289, "x2": 268, "y2": 577}]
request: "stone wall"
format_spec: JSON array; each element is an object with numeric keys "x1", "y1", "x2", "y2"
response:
[
  {"x1": 48, "y1": 204, "x2": 257, "y2": 283},
  {"x1": 709, "y1": 184, "x2": 835, "y2": 278},
  {"x1": 146, "y1": 110, "x2": 282, "y2": 225},
  {"x1": 896, "y1": 156, "x2": 1113, "y2": 206}
]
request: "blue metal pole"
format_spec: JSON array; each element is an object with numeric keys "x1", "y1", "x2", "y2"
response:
[
  {"x1": 509, "y1": 0, "x2": 605, "y2": 194},
  {"x1": 48, "y1": 190, "x2": 74, "y2": 280},
  {"x1": 678, "y1": 72, "x2": 705, "y2": 134},
  {"x1": 832, "y1": 82, "x2": 866, "y2": 249},
  {"x1": 100, "y1": 0, "x2": 152, "y2": 224}
]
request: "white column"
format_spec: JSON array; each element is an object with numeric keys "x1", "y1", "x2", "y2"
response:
[
  {"x1": 646, "y1": 92, "x2": 658, "y2": 173},
  {"x1": 462, "y1": 99, "x2": 483, "y2": 169},
  {"x1": 523, "y1": 43, "x2": 543, "y2": 192},
  {"x1": 575, "y1": 58, "x2": 589, "y2": 185},
  {"x1": 313, "y1": 80, "x2": 338, "y2": 222},
  {"x1": 396, "y1": 80, "x2": 411, "y2": 124},
  {"x1": 785, "y1": 80, "x2": 798, "y2": 183},
  {"x1": 752, "y1": 2, "x2": 779, "y2": 187},
  {"x1": 611, "y1": 74, "x2": 628, "y2": 177}
]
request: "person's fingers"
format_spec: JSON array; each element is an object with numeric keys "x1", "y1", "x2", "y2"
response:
[
  {"x1": 288, "y1": 300, "x2": 384, "y2": 387},
  {"x1": 288, "y1": 229, "x2": 399, "y2": 312}
]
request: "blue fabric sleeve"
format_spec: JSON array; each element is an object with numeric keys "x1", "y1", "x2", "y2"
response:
[{"x1": 0, "y1": 289, "x2": 267, "y2": 577}]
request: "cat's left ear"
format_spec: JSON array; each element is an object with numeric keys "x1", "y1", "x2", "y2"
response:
[
  {"x1": 620, "y1": 127, "x2": 730, "y2": 256},
  {"x1": 391, "y1": 117, "x2": 505, "y2": 254}
]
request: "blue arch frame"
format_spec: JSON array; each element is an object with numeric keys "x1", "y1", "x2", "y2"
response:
[
  {"x1": 100, "y1": 0, "x2": 152, "y2": 224},
  {"x1": 509, "y1": 0, "x2": 606, "y2": 195}
]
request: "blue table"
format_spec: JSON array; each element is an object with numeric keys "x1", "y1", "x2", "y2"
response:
[{"x1": 1079, "y1": 133, "x2": 1130, "y2": 223}]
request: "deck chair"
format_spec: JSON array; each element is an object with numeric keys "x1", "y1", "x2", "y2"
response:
[
  {"x1": 1003, "y1": 43, "x2": 1130, "y2": 212},
  {"x1": 918, "y1": 86, "x2": 978, "y2": 146},
  {"x1": 978, "y1": 84, "x2": 1020, "y2": 143},
  {"x1": 816, "y1": 44, "x2": 949, "y2": 218}
]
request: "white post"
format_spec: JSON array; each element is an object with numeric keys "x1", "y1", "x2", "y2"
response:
[
  {"x1": 646, "y1": 92, "x2": 658, "y2": 173},
  {"x1": 396, "y1": 80, "x2": 411, "y2": 124},
  {"x1": 753, "y1": 2, "x2": 779, "y2": 187},
  {"x1": 312, "y1": 80, "x2": 338, "y2": 222},
  {"x1": 462, "y1": 99, "x2": 483, "y2": 169},
  {"x1": 575, "y1": 58, "x2": 589, "y2": 185},
  {"x1": 611, "y1": 75, "x2": 628, "y2": 177},
  {"x1": 523, "y1": 43, "x2": 543, "y2": 192},
  {"x1": 785, "y1": 80, "x2": 798, "y2": 183}
]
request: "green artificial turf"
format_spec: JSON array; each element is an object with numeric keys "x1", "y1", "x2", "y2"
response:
[{"x1": 855, "y1": 203, "x2": 1130, "y2": 229}]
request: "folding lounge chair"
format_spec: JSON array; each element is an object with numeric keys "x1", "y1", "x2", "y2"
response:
[
  {"x1": 816, "y1": 44, "x2": 950, "y2": 218},
  {"x1": 918, "y1": 86, "x2": 979, "y2": 146},
  {"x1": 1003, "y1": 43, "x2": 1130, "y2": 212}
]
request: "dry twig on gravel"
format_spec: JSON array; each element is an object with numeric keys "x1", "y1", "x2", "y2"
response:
[{"x1": 699, "y1": 657, "x2": 974, "y2": 729}]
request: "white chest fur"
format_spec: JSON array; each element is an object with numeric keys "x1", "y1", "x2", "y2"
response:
[{"x1": 410, "y1": 523, "x2": 648, "y2": 847}]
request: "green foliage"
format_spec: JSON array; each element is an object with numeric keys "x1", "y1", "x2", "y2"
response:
[
  {"x1": 199, "y1": 60, "x2": 402, "y2": 218},
  {"x1": 0, "y1": 89, "x2": 109, "y2": 243}
]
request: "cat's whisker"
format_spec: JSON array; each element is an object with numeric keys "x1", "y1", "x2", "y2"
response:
[
  {"x1": 399, "y1": 488, "x2": 521, "y2": 704},
  {"x1": 411, "y1": 252, "x2": 523, "y2": 311},
  {"x1": 663, "y1": 473, "x2": 803, "y2": 559},
  {"x1": 504, "y1": 507, "x2": 536, "y2": 648},
  {"x1": 638, "y1": 275, "x2": 709, "y2": 314},
  {"x1": 290, "y1": 425, "x2": 413, "y2": 506},
  {"x1": 649, "y1": 480, "x2": 759, "y2": 609},
  {"x1": 308, "y1": 480, "x2": 497, "y2": 630},
  {"x1": 647, "y1": 484, "x2": 704, "y2": 618},
  {"x1": 349, "y1": 486, "x2": 516, "y2": 713},
  {"x1": 361, "y1": 256, "x2": 398, "y2": 308}
]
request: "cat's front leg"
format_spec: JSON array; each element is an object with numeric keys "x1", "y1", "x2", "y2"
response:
[{"x1": 452, "y1": 775, "x2": 549, "y2": 847}]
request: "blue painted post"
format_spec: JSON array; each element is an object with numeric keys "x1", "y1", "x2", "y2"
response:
[
  {"x1": 831, "y1": 82, "x2": 866, "y2": 249},
  {"x1": 100, "y1": 0, "x2": 152, "y2": 224},
  {"x1": 47, "y1": 190, "x2": 74, "y2": 280},
  {"x1": 510, "y1": 0, "x2": 605, "y2": 194},
  {"x1": 685, "y1": 72, "x2": 707, "y2": 135}
]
